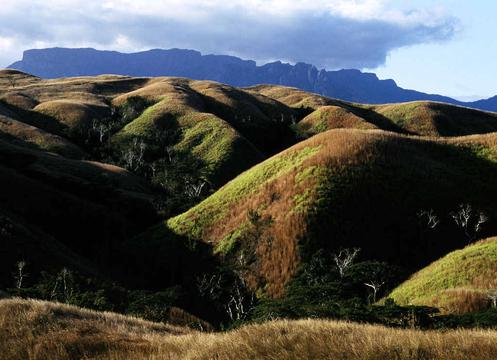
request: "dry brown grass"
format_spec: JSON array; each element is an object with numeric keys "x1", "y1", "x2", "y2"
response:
[
  {"x1": 0, "y1": 114, "x2": 86, "y2": 158},
  {"x1": 172, "y1": 129, "x2": 393, "y2": 296},
  {"x1": 171, "y1": 128, "x2": 497, "y2": 298},
  {"x1": 4, "y1": 298, "x2": 497, "y2": 360},
  {"x1": 298, "y1": 105, "x2": 379, "y2": 135},
  {"x1": 34, "y1": 100, "x2": 109, "y2": 131},
  {"x1": 0, "y1": 92, "x2": 39, "y2": 110},
  {"x1": 247, "y1": 84, "x2": 343, "y2": 109}
]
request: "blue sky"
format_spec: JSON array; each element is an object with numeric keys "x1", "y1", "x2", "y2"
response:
[
  {"x1": 0, "y1": 0, "x2": 495, "y2": 100},
  {"x1": 373, "y1": 1, "x2": 497, "y2": 100}
]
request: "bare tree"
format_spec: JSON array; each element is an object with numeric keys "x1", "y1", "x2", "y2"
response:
[
  {"x1": 417, "y1": 209, "x2": 440, "y2": 230},
  {"x1": 488, "y1": 290, "x2": 497, "y2": 308},
  {"x1": 122, "y1": 138, "x2": 147, "y2": 172},
  {"x1": 476, "y1": 212, "x2": 489, "y2": 234},
  {"x1": 14, "y1": 260, "x2": 28, "y2": 289},
  {"x1": 333, "y1": 248, "x2": 360, "y2": 278},
  {"x1": 165, "y1": 146, "x2": 174, "y2": 163},
  {"x1": 196, "y1": 274, "x2": 223, "y2": 300},
  {"x1": 364, "y1": 280, "x2": 385, "y2": 304},
  {"x1": 51, "y1": 268, "x2": 74, "y2": 302},
  {"x1": 184, "y1": 180, "x2": 206, "y2": 200},
  {"x1": 225, "y1": 279, "x2": 254, "y2": 322},
  {"x1": 450, "y1": 203, "x2": 488, "y2": 243},
  {"x1": 60, "y1": 268, "x2": 73, "y2": 302},
  {"x1": 90, "y1": 119, "x2": 110, "y2": 143}
]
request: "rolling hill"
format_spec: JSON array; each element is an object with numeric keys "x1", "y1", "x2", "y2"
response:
[
  {"x1": 0, "y1": 70, "x2": 298, "y2": 185},
  {"x1": 3, "y1": 298, "x2": 497, "y2": 360},
  {"x1": 7, "y1": 48, "x2": 497, "y2": 112},
  {"x1": 3, "y1": 70, "x2": 497, "y2": 330},
  {"x1": 159, "y1": 129, "x2": 497, "y2": 297},
  {"x1": 388, "y1": 238, "x2": 497, "y2": 314},
  {"x1": 248, "y1": 85, "x2": 497, "y2": 138},
  {"x1": 0, "y1": 70, "x2": 298, "y2": 297}
]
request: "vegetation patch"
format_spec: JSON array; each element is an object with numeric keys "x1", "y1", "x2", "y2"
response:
[{"x1": 388, "y1": 238, "x2": 497, "y2": 313}]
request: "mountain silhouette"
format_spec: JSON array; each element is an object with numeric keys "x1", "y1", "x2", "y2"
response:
[{"x1": 8, "y1": 47, "x2": 497, "y2": 112}]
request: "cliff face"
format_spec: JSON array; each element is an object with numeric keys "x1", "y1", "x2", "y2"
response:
[{"x1": 8, "y1": 47, "x2": 496, "y2": 111}]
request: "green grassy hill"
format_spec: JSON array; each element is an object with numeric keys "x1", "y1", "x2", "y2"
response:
[
  {"x1": 5, "y1": 71, "x2": 497, "y2": 328},
  {"x1": 249, "y1": 85, "x2": 497, "y2": 138},
  {"x1": 158, "y1": 129, "x2": 497, "y2": 297},
  {"x1": 0, "y1": 72, "x2": 300, "y2": 188},
  {"x1": 388, "y1": 237, "x2": 497, "y2": 314},
  {"x1": 111, "y1": 78, "x2": 275, "y2": 186}
]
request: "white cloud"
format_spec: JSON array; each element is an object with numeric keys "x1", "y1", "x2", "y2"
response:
[{"x1": 0, "y1": 0, "x2": 459, "y2": 69}]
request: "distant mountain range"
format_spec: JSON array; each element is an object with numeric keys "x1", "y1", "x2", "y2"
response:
[{"x1": 8, "y1": 47, "x2": 497, "y2": 112}]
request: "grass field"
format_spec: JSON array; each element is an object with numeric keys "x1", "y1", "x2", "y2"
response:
[{"x1": 3, "y1": 298, "x2": 497, "y2": 360}]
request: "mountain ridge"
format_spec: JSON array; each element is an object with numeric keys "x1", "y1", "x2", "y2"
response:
[{"x1": 7, "y1": 47, "x2": 497, "y2": 113}]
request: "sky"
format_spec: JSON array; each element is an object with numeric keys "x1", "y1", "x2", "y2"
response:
[{"x1": 0, "y1": 0, "x2": 495, "y2": 100}]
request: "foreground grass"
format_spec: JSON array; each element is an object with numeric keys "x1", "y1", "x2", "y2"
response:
[{"x1": 3, "y1": 299, "x2": 497, "y2": 359}]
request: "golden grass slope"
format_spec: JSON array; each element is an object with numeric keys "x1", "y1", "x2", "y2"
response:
[
  {"x1": 388, "y1": 237, "x2": 497, "y2": 314},
  {"x1": 297, "y1": 105, "x2": 379, "y2": 136},
  {"x1": 0, "y1": 72, "x2": 300, "y2": 187},
  {"x1": 249, "y1": 85, "x2": 497, "y2": 137},
  {"x1": 247, "y1": 84, "x2": 342, "y2": 109},
  {"x1": 0, "y1": 114, "x2": 85, "y2": 159},
  {"x1": 34, "y1": 100, "x2": 110, "y2": 133},
  {"x1": 164, "y1": 129, "x2": 497, "y2": 297},
  {"x1": 373, "y1": 102, "x2": 497, "y2": 137},
  {"x1": 0, "y1": 298, "x2": 193, "y2": 360},
  {"x1": 4, "y1": 298, "x2": 497, "y2": 360}
]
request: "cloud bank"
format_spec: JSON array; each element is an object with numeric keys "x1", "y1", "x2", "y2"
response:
[{"x1": 0, "y1": 0, "x2": 459, "y2": 69}]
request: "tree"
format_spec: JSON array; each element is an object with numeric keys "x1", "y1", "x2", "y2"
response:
[
  {"x1": 90, "y1": 118, "x2": 110, "y2": 143},
  {"x1": 225, "y1": 278, "x2": 254, "y2": 322},
  {"x1": 121, "y1": 138, "x2": 147, "y2": 173},
  {"x1": 14, "y1": 260, "x2": 28, "y2": 289},
  {"x1": 196, "y1": 274, "x2": 223, "y2": 301},
  {"x1": 50, "y1": 268, "x2": 74, "y2": 302},
  {"x1": 364, "y1": 279, "x2": 385, "y2": 304},
  {"x1": 333, "y1": 248, "x2": 360, "y2": 278},
  {"x1": 450, "y1": 203, "x2": 488, "y2": 243},
  {"x1": 417, "y1": 209, "x2": 440, "y2": 230},
  {"x1": 184, "y1": 180, "x2": 206, "y2": 200}
]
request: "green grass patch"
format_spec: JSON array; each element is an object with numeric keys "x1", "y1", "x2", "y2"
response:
[
  {"x1": 167, "y1": 145, "x2": 321, "y2": 239},
  {"x1": 389, "y1": 238, "x2": 497, "y2": 306}
]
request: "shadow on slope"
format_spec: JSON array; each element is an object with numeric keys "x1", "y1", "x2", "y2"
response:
[{"x1": 165, "y1": 129, "x2": 497, "y2": 297}]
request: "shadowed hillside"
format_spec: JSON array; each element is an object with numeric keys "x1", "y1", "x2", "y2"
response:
[
  {"x1": 0, "y1": 71, "x2": 299, "y2": 185},
  {"x1": 4, "y1": 72, "x2": 497, "y2": 332},
  {"x1": 3, "y1": 298, "x2": 497, "y2": 360},
  {"x1": 0, "y1": 137, "x2": 157, "y2": 285},
  {"x1": 162, "y1": 129, "x2": 497, "y2": 297}
]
